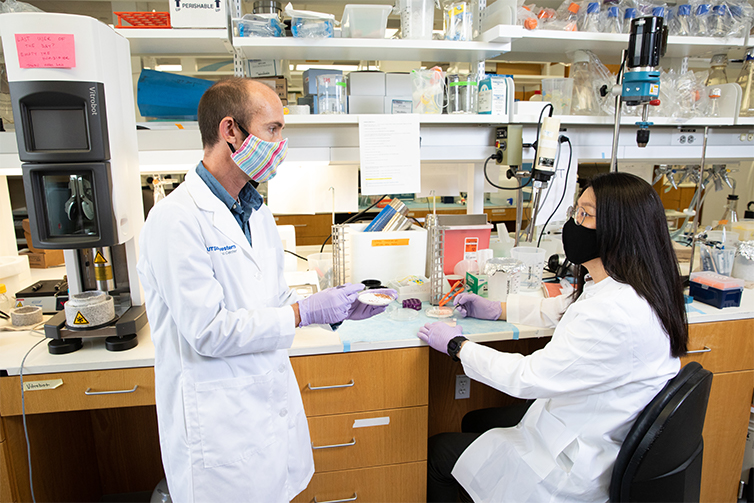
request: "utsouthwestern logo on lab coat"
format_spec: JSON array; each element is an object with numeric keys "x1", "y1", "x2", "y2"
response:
[{"x1": 206, "y1": 244, "x2": 237, "y2": 255}]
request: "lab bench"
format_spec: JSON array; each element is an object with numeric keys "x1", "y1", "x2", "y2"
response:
[{"x1": 1, "y1": 291, "x2": 753, "y2": 503}]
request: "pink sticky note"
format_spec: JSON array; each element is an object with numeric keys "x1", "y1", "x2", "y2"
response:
[{"x1": 15, "y1": 34, "x2": 75, "y2": 69}]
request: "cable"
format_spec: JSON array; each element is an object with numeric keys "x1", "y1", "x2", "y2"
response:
[
  {"x1": 284, "y1": 249, "x2": 308, "y2": 261},
  {"x1": 483, "y1": 155, "x2": 532, "y2": 191},
  {"x1": 319, "y1": 194, "x2": 389, "y2": 252},
  {"x1": 20, "y1": 332, "x2": 46, "y2": 503},
  {"x1": 537, "y1": 136, "x2": 573, "y2": 248}
]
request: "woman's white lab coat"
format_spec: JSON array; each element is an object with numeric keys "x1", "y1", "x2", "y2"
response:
[
  {"x1": 452, "y1": 277, "x2": 680, "y2": 502},
  {"x1": 137, "y1": 167, "x2": 314, "y2": 503}
]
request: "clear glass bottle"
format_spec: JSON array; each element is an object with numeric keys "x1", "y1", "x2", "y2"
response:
[
  {"x1": 674, "y1": 4, "x2": 692, "y2": 35},
  {"x1": 623, "y1": 8, "x2": 637, "y2": 34},
  {"x1": 707, "y1": 87, "x2": 721, "y2": 117},
  {"x1": 570, "y1": 50, "x2": 601, "y2": 115},
  {"x1": 581, "y1": 2, "x2": 600, "y2": 32},
  {"x1": 706, "y1": 54, "x2": 729, "y2": 86},
  {"x1": 737, "y1": 47, "x2": 754, "y2": 117},
  {"x1": 604, "y1": 6, "x2": 622, "y2": 33},
  {"x1": 709, "y1": 4, "x2": 729, "y2": 37},
  {"x1": 714, "y1": 194, "x2": 739, "y2": 231}
]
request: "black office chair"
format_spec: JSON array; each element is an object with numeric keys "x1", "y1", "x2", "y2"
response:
[{"x1": 610, "y1": 361, "x2": 713, "y2": 502}]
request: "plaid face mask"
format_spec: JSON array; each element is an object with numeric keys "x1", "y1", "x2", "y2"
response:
[{"x1": 228, "y1": 121, "x2": 288, "y2": 182}]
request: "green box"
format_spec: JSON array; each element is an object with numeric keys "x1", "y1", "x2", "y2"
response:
[{"x1": 465, "y1": 272, "x2": 488, "y2": 297}]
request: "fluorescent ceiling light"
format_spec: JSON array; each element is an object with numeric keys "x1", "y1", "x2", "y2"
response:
[{"x1": 155, "y1": 64, "x2": 183, "y2": 72}]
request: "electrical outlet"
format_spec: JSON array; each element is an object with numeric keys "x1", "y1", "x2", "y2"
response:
[
  {"x1": 455, "y1": 374, "x2": 471, "y2": 399},
  {"x1": 672, "y1": 128, "x2": 698, "y2": 146}
]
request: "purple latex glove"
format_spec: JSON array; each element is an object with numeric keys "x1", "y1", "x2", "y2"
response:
[
  {"x1": 417, "y1": 322, "x2": 463, "y2": 355},
  {"x1": 453, "y1": 292, "x2": 502, "y2": 320},
  {"x1": 347, "y1": 288, "x2": 398, "y2": 320},
  {"x1": 298, "y1": 283, "x2": 364, "y2": 327}
]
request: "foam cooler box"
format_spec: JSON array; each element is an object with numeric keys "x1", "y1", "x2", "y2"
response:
[{"x1": 346, "y1": 223, "x2": 427, "y2": 286}]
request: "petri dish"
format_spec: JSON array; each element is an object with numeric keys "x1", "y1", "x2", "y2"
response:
[
  {"x1": 358, "y1": 291, "x2": 396, "y2": 306},
  {"x1": 388, "y1": 307, "x2": 420, "y2": 321},
  {"x1": 425, "y1": 306, "x2": 455, "y2": 318}
]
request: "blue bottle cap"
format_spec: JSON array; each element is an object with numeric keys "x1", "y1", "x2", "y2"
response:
[
  {"x1": 625, "y1": 7, "x2": 637, "y2": 18},
  {"x1": 712, "y1": 4, "x2": 727, "y2": 15},
  {"x1": 652, "y1": 6, "x2": 665, "y2": 16},
  {"x1": 696, "y1": 4, "x2": 710, "y2": 15},
  {"x1": 678, "y1": 4, "x2": 691, "y2": 16},
  {"x1": 608, "y1": 6, "x2": 619, "y2": 17},
  {"x1": 587, "y1": 2, "x2": 600, "y2": 13}
]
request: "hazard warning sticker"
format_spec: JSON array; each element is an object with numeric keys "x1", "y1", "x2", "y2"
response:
[
  {"x1": 16, "y1": 301, "x2": 23, "y2": 307},
  {"x1": 94, "y1": 251, "x2": 108, "y2": 264},
  {"x1": 73, "y1": 311, "x2": 90, "y2": 325}
]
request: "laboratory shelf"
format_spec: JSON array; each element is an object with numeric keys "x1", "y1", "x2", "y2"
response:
[
  {"x1": 483, "y1": 25, "x2": 747, "y2": 64},
  {"x1": 737, "y1": 117, "x2": 754, "y2": 126},
  {"x1": 116, "y1": 28, "x2": 234, "y2": 55},
  {"x1": 232, "y1": 36, "x2": 511, "y2": 63},
  {"x1": 512, "y1": 114, "x2": 739, "y2": 127},
  {"x1": 282, "y1": 115, "x2": 511, "y2": 125}
]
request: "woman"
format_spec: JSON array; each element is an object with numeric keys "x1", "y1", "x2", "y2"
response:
[{"x1": 417, "y1": 172, "x2": 688, "y2": 502}]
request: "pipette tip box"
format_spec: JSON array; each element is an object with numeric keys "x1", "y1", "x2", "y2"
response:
[{"x1": 689, "y1": 271, "x2": 744, "y2": 309}]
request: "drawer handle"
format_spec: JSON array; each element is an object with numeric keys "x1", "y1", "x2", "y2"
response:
[
  {"x1": 84, "y1": 385, "x2": 139, "y2": 395},
  {"x1": 312, "y1": 438, "x2": 356, "y2": 450},
  {"x1": 314, "y1": 493, "x2": 357, "y2": 503},
  {"x1": 307, "y1": 380, "x2": 354, "y2": 391},
  {"x1": 687, "y1": 346, "x2": 712, "y2": 354}
]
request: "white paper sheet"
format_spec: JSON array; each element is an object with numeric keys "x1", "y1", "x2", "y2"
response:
[{"x1": 358, "y1": 115, "x2": 421, "y2": 195}]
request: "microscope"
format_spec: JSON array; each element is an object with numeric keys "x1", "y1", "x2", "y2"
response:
[{"x1": 0, "y1": 13, "x2": 147, "y2": 354}]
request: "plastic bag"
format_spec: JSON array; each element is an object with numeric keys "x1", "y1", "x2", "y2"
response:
[
  {"x1": 724, "y1": 0, "x2": 753, "y2": 38},
  {"x1": 0, "y1": 0, "x2": 43, "y2": 13},
  {"x1": 236, "y1": 14, "x2": 286, "y2": 37},
  {"x1": 544, "y1": 0, "x2": 581, "y2": 30},
  {"x1": 517, "y1": 4, "x2": 539, "y2": 29},
  {"x1": 284, "y1": 2, "x2": 336, "y2": 38}
]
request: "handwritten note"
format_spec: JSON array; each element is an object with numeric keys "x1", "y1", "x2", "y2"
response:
[{"x1": 15, "y1": 34, "x2": 75, "y2": 68}]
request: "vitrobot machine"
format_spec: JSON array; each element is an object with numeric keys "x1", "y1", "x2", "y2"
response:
[{"x1": 0, "y1": 13, "x2": 147, "y2": 354}]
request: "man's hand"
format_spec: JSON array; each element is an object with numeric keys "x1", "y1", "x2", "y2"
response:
[{"x1": 297, "y1": 283, "x2": 364, "y2": 327}]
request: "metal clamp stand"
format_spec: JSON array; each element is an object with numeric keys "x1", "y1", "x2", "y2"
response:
[
  {"x1": 332, "y1": 224, "x2": 347, "y2": 287},
  {"x1": 512, "y1": 168, "x2": 529, "y2": 246},
  {"x1": 687, "y1": 126, "x2": 710, "y2": 278}
]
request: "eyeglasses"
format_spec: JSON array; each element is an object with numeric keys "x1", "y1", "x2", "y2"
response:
[{"x1": 566, "y1": 206, "x2": 595, "y2": 226}]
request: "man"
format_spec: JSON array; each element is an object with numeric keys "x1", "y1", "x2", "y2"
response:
[{"x1": 137, "y1": 78, "x2": 384, "y2": 502}]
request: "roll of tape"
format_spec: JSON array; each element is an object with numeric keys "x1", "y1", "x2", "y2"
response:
[{"x1": 10, "y1": 306, "x2": 43, "y2": 327}]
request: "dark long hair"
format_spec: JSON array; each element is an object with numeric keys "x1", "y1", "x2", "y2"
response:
[{"x1": 576, "y1": 172, "x2": 688, "y2": 357}]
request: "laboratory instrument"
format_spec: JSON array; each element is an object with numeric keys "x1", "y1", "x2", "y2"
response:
[
  {"x1": 606, "y1": 15, "x2": 667, "y2": 171},
  {"x1": 0, "y1": 13, "x2": 147, "y2": 353}
]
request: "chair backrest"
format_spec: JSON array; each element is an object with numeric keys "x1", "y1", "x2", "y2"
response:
[{"x1": 609, "y1": 361, "x2": 713, "y2": 502}]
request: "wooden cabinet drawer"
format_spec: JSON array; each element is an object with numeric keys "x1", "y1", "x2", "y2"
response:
[
  {"x1": 681, "y1": 319, "x2": 754, "y2": 373},
  {"x1": 0, "y1": 440, "x2": 13, "y2": 503},
  {"x1": 292, "y1": 461, "x2": 426, "y2": 503},
  {"x1": 275, "y1": 214, "x2": 332, "y2": 238},
  {"x1": 309, "y1": 406, "x2": 427, "y2": 472},
  {"x1": 0, "y1": 367, "x2": 155, "y2": 416},
  {"x1": 291, "y1": 348, "x2": 428, "y2": 417}
]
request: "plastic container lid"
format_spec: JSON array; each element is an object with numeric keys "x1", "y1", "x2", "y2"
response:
[
  {"x1": 624, "y1": 7, "x2": 636, "y2": 18},
  {"x1": 696, "y1": 4, "x2": 710, "y2": 15},
  {"x1": 690, "y1": 271, "x2": 745, "y2": 290},
  {"x1": 568, "y1": 2, "x2": 580, "y2": 14},
  {"x1": 0, "y1": 283, "x2": 5, "y2": 294},
  {"x1": 652, "y1": 6, "x2": 665, "y2": 16},
  {"x1": 712, "y1": 4, "x2": 727, "y2": 15},
  {"x1": 608, "y1": 6, "x2": 619, "y2": 17},
  {"x1": 587, "y1": 2, "x2": 599, "y2": 14},
  {"x1": 678, "y1": 4, "x2": 691, "y2": 15},
  {"x1": 572, "y1": 50, "x2": 590, "y2": 64}
]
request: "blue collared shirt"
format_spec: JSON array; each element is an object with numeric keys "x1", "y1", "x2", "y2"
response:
[{"x1": 196, "y1": 162, "x2": 263, "y2": 246}]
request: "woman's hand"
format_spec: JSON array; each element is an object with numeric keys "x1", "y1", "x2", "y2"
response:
[
  {"x1": 453, "y1": 293, "x2": 503, "y2": 320},
  {"x1": 417, "y1": 322, "x2": 463, "y2": 354}
]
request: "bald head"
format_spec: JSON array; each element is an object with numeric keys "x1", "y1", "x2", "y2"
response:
[{"x1": 197, "y1": 77, "x2": 284, "y2": 148}]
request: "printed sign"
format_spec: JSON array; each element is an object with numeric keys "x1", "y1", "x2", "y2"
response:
[
  {"x1": 73, "y1": 311, "x2": 89, "y2": 325},
  {"x1": 371, "y1": 239, "x2": 410, "y2": 247},
  {"x1": 23, "y1": 379, "x2": 63, "y2": 392},
  {"x1": 16, "y1": 34, "x2": 75, "y2": 68},
  {"x1": 463, "y1": 237, "x2": 479, "y2": 260}
]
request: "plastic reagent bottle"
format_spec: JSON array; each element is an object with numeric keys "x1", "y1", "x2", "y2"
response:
[
  {"x1": 710, "y1": 4, "x2": 728, "y2": 37},
  {"x1": 706, "y1": 54, "x2": 729, "y2": 86},
  {"x1": 737, "y1": 47, "x2": 754, "y2": 117},
  {"x1": 708, "y1": 88, "x2": 721, "y2": 117},
  {"x1": 674, "y1": 4, "x2": 692, "y2": 35},
  {"x1": 581, "y1": 2, "x2": 600, "y2": 32},
  {"x1": 564, "y1": 2, "x2": 580, "y2": 31},
  {"x1": 623, "y1": 8, "x2": 637, "y2": 33},
  {"x1": 604, "y1": 6, "x2": 622, "y2": 33},
  {"x1": 0, "y1": 284, "x2": 11, "y2": 314},
  {"x1": 570, "y1": 50, "x2": 601, "y2": 115},
  {"x1": 694, "y1": 4, "x2": 711, "y2": 36}
]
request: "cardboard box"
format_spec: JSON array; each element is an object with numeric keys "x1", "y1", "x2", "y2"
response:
[
  {"x1": 384, "y1": 96, "x2": 412, "y2": 114},
  {"x1": 348, "y1": 71, "x2": 386, "y2": 96},
  {"x1": 348, "y1": 95, "x2": 384, "y2": 114},
  {"x1": 302, "y1": 69, "x2": 343, "y2": 96},
  {"x1": 21, "y1": 219, "x2": 65, "y2": 268},
  {"x1": 478, "y1": 75, "x2": 514, "y2": 117},
  {"x1": 466, "y1": 272, "x2": 488, "y2": 297},
  {"x1": 170, "y1": 0, "x2": 228, "y2": 28},
  {"x1": 386, "y1": 73, "x2": 412, "y2": 96},
  {"x1": 251, "y1": 76, "x2": 288, "y2": 101},
  {"x1": 298, "y1": 95, "x2": 318, "y2": 114},
  {"x1": 247, "y1": 60, "x2": 284, "y2": 77}
]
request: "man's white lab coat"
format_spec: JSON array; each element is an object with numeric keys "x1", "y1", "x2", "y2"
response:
[
  {"x1": 452, "y1": 277, "x2": 679, "y2": 502},
  {"x1": 137, "y1": 167, "x2": 314, "y2": 503}
]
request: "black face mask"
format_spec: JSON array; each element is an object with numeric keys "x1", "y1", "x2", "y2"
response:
[{"x1": 562, "y1": 218, "x2": 600, "y2": 265}]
